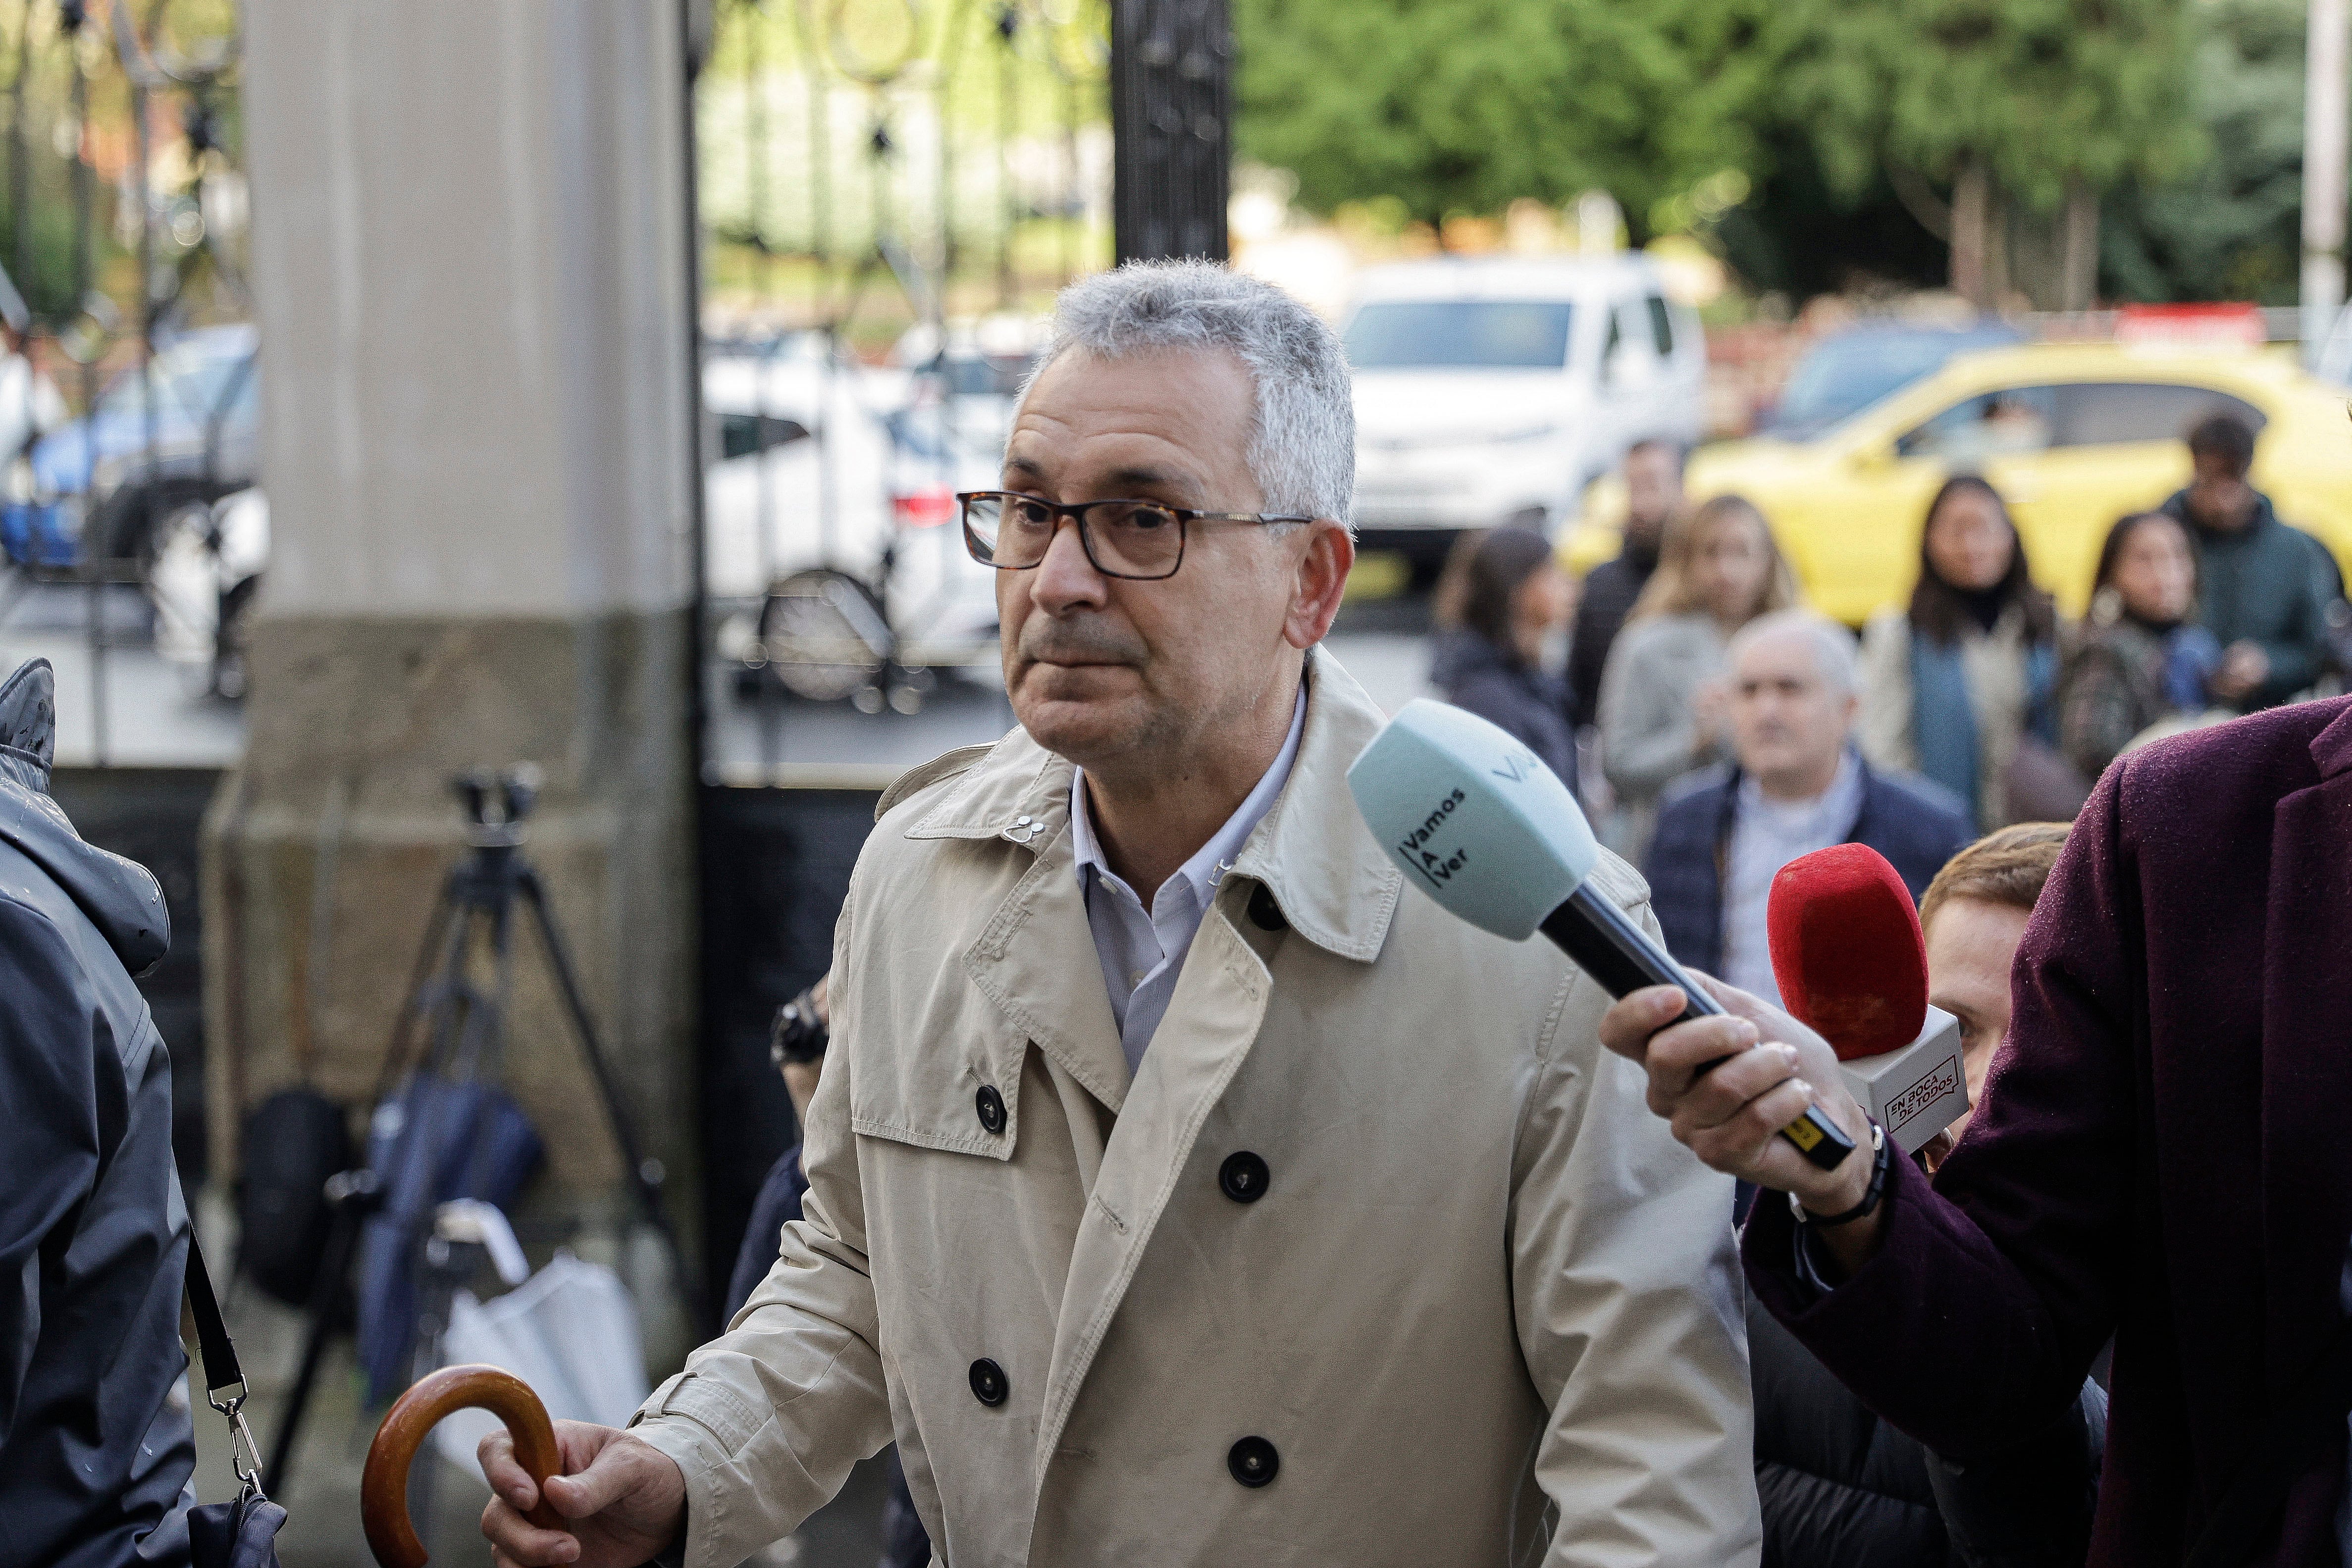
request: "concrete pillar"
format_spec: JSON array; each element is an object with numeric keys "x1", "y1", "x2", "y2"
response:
[{"x1": 204, "y1": 1, "x2": 701, "y2": 1282}]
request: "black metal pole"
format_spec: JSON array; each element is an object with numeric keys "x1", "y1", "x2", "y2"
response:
[
  {"x1": 680, "y1": 0, "x2": 710, "y2": 776},
  {"x1": 9, "y1": 5, "x2": 30, "y2": 294},
  {"x1": 1108, "y1": 0, "x2": 1229, "y2": 264}
]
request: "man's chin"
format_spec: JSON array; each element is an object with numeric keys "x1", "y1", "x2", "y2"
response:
[{"x1": 1009, "y1": 666, "x2": 1147, "y2": 758}]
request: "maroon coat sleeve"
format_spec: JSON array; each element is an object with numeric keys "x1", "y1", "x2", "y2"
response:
[{"x1": 1744, "y1": 762, "x2": 2141, "y2": 1461}]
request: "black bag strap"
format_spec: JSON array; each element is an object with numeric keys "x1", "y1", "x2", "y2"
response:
[
  {"x1": 2185, "y1": 1311, "x2": 2352, "y2": 1568},
  {"x1": 184, "y1": 1233, "x2": 268, "y2": 1499}
]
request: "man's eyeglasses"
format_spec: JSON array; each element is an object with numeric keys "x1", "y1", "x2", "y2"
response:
[{"x1": 957, "y1": 490, "x2": 1315, "y2": 581}]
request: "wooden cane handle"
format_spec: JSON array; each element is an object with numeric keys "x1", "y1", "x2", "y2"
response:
[{"x1": 362, "y1": 1363, "x2": 564, "y2": 1568}]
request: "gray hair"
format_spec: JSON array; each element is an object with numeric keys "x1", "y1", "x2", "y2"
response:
[
  {"x1": 1726, "y1": 610, "x2": 1860, "y2": 696},
  {"x1": 1022, "y1": 260, "x2": 1355, "y2": 527}
]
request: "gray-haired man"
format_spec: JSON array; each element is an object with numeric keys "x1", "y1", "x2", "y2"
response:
[
  {"x1": 1642, "y1": 611, "x2": 1973, "y2": 1002},
  {"x1": 483, "y1": 262, "x2": 1757, "y2": 1567}
]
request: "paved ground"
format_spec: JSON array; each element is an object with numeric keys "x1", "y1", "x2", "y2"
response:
[{"x1": 0, "y1": 582, "x2": 244, "y2": 767}]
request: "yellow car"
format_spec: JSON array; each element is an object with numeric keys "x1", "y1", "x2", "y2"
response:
[{"x1": 1563, "y1": 341, "x2": 2352, "y2": 624}]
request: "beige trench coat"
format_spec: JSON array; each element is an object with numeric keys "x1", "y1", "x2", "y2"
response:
[{"x1": 632, "y1": 648, "x2": 1759, "y2": 1567}]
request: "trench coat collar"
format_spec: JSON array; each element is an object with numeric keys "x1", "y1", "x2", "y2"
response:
[
  {"x1": 901, "y1": 643, "x2": 1405, "y2": 965},
  {"x1": 2259, "y1": 698, "x2": 2352, "y2": 1395}
]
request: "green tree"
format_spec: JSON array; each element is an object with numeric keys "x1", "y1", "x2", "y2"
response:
[
  {"x1": 1231, "y1": 0, "x2": 1784, "y2": 236},
  {"x1": 1763, "y1": 0, "x2": 2204, "y2": 306},
  {"x1": 2100, "y1": 0, "x2": 2305, "y2": 302}
]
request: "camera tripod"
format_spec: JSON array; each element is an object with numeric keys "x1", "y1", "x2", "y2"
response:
[
  {"x1": 386, "y1": 764, "x2": 700, "y2": 1310},
  {"x1": 262, "y1": 766, "x2": 708, "y2": 1494}
]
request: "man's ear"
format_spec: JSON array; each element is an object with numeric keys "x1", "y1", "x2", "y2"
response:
[{"x1": 1283, "y1": 519, "x2": 1355, "y2": 649}]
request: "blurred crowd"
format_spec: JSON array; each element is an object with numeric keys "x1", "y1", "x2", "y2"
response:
[
  {"x1": 1423, "y1": 416, "x2": 2350, "y2": 1559},
  {"x1": 1431, "y1": 410, "x2": 2348, "y2": 1008}
]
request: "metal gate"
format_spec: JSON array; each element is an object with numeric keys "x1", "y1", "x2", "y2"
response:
[{"x1": 0, "y1": 0, "x2": 250, "y2": 1195}]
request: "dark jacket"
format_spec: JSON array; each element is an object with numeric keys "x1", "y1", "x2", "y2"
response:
[
  {"x1": 0, "y1": 659, "x2": 189, "y2": 1568},
  {"x1": 1743, "y1": 1199, "x2": 2110, "y2": 1568},
  {"x1": 1431, "y1": 629, "x2": 1578, "y2": 797},
  {"x1": 1642, "y1": 754, "x2": 1973, "y2": 976},
  {"x1": 1565, "y1": 548, "x2": 1655, "y2": 729},
  {"x1": 1745, "y1": 697, "x2": 2352, "y2": 1565},
  {"x1": 2055, "y1": 617, "x2": 2190, "y2": 780},
  {"x1": 2159, "y1": 487, "x2": 2333, "y2": 709},
  {"x1": 1748, "y1": 1290, "x2": 1955, "y2": 1566}
]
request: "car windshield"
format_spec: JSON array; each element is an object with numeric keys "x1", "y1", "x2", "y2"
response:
[
  {"x1": 96, "y1": 337, "x2": 255, "y2": 428},
  {"x1": 1768, "y1": 330, "x2": 2011, "y2": 440},
  {"x1": 1344, "y1": 300, "x2": 1575, "y2": 369},
  {"x1": 936, "y1": 353, "x2": 1037, "y2": 397}
]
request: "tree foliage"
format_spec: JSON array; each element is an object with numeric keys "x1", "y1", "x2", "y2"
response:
[
  {"x1": 1235, "y1": 0, "x2": 2212, "y2": 262},
  {"x1": 2101, "y1": 0, "x2": 2305, "y2": 302},
  {"x1": 1231, "y1": 0, "x2": 1785, "y2": 234},
  {"x1": 1770, "y1": 0, "x2": 2204, "y2": 211}
]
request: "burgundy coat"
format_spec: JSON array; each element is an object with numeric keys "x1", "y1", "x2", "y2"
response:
[{"x1": 1745, "y1": 695, "x2": 2352, "y2": 1566}]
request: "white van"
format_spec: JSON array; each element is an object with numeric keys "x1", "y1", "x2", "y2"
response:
[{"x1": 1343, "y1": 255, "x2": 1704, "y2": 570}]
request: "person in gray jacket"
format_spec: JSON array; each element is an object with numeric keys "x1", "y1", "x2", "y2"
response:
[{"x1": 0, "y1": 657, "x2": 191, "y2": 1568}]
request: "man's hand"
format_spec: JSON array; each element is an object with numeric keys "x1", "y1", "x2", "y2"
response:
[
  {"x1": 2211, "y1": 640, "x2": 2268, "y2": 704},
  {"x1": 481, "y1": 1421, "x2": 686, "y2": 1568},
  {"x1": 1598, "y1": 976, "x2": 1887, "y2": 1271},
  {"x1": 1690, "y1": 678, "x2": 1730, "y2": 753}
]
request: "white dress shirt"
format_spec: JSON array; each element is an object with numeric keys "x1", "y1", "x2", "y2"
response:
[
  {"x1": 1070, "y1": 687, "x2": 1307, "y2": 1073},
  {"x1": 1719, "y1": 750, "x2": 1865, "y2": 1005}
]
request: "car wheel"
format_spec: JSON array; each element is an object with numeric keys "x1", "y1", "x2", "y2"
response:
[{"x1": 760, "y1": 568, "x2": 889, "y2": 702}]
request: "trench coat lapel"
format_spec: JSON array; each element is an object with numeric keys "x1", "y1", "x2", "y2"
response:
[
  {"x1": 2259, "y1": 701, "x2": 2352, "y2": 1395},
  {"x1": 1033, "y1": 897, "x2": 1274, "y2": 1471},
  {"x1": 903, "y1": 729, "x2": 1133, "y2": 1119},
  {"x1": 961, "y1": 830, "x2": 1131, "y2": 1119}
]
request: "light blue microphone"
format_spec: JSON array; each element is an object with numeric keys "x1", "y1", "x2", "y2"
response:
[
  {"x1": 1343, "y1": 698, "x2": 1598, "y2": 940},
  {"x1": 1347, "y1": 699, "x2": 1857, "y2": 1171}
]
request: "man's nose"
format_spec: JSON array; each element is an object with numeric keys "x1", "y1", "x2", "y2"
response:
[{"x1": 1028, "y1": 517, "x2": 1109, "y2": 615}]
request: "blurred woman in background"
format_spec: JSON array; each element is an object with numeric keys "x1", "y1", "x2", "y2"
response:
[
  {"x1": 1860, "y1": 476, "x2": 2067, "y2": 831},
  {"x1": 1430, "y1": 525, "x2": 1578, "y2": 794},
  {"x1": 1597, "y1": 493, "x2": 1800, "y2": 857},
  {"x1": 2055, "y1": 511, "x2": 2221, "y2": 781}
]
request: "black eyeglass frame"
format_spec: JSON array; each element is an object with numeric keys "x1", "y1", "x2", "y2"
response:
[{"x1": 956, "y1": 490, "x2": 1317, "y2": 581}]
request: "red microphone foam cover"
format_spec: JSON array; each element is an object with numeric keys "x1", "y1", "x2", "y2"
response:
[{"x1": 1767, "y1": 842, "x2": 1929, "y2": 1061}]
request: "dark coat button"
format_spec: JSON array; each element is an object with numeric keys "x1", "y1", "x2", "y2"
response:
[
  {"x1": 1227, "y1": 1435, "x2": 1279, "y2": 1488},
  {"x1": 975, "y1": 1085, "x2": 1007, "y2": 1135},
  {"x1": 1246, "y1": 883, "x2": 1287, "y2": 931},
  {"x1": 1218, "y1": 1151, "x2": 1270, "y2": 1204},
  {"x1": 969, "y1": 1358, "x2": 1008, "y2": 1407}
]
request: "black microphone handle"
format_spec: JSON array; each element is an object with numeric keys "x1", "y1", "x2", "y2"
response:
[{"x1": 1538, "y1": 884, "x2": 1856, "y2": 1172}]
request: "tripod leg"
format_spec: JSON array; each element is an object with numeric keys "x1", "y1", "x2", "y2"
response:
[
  {"x1": 366, "y1": 881, "x2": 459, "y2": 1109},
  {"x1": 260, "y1": 1185, "x2": 366, "y2": 1496},
  {"x1": 515, "y1": 866, "x2": 712, "y2": 1333}
]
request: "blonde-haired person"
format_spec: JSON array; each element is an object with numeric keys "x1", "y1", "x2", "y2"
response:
[
  {"x1": 1915, "y1": 821, "x2": 2074, "y2": 1171},
  {"x1": 1596, "y1": 492, "x2": 1801, "y2": 857}
]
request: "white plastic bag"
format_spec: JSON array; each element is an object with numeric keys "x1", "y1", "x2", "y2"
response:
[{"x1": 432, "y1": 1251, "x2": 651, "y2": 1478}]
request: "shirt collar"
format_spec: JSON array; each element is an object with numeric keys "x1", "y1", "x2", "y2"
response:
[
  {"x1": 1070, "y1": 684, "x2": 1308, "y2": 909},
  {"x1": 1736, "y1": 747, "x2": 1862, "y2": 827},
  {"x1": 902, "y1": 644, "x2": 1409, "y2": 963}
]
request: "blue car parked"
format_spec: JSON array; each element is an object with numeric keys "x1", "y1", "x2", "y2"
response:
[{"x1": 3, "y1": 323, "x2": 257, "y2": 568}]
